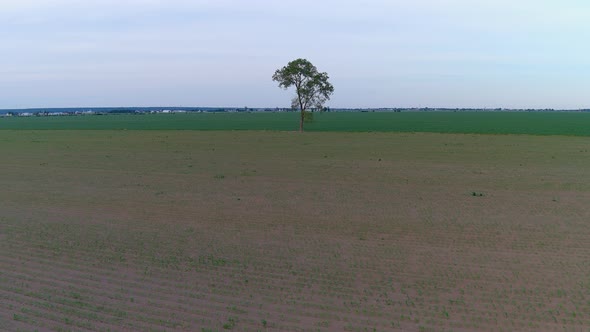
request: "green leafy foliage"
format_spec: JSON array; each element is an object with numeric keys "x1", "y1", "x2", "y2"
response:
[{"x1": 272, "y1": 58, "x2": 334, "y2": 131}]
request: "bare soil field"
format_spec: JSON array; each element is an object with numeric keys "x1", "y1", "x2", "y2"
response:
[{"x1": 1, "y1": 130, "x2": 590, "y2": 331}]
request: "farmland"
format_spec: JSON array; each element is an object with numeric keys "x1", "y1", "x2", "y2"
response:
[
  {"x1": 2, "y1": 111, "x2": 590, "y2": 136},
  {"x1": 2, "y1": 129, "x2": 590, "y2": 331}
]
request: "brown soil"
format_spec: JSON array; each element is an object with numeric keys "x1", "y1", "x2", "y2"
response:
[{"x1": 1, "y1": 130, "x2": 590, "y2": 331}]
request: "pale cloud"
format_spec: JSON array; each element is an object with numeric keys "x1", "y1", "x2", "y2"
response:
[{"x1": 1, "y1": 0, "x2": 589, "y2": 108}]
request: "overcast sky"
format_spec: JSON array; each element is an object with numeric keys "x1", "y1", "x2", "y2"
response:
[{"x1": 1, "y1": 0, "x2": 589, "y2": 109}]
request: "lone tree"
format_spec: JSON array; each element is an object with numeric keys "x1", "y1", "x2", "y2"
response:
[{"x1": 272, "y1": 58, "x2": 334, "y2": 132}]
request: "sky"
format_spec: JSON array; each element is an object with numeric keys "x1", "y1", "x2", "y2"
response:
[{"x1": 1, "y1": 0, "x2": 589, "y2": 109}]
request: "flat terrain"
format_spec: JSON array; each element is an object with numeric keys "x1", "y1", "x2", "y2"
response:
[
  {"x1": 2, "y1": 112, "x2": 590, "y2": 136},
  {"x1": 2, "y1": 130, "x2": 590, "y2": 331}
]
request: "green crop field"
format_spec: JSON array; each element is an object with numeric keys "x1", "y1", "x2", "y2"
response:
[{"x1": 2, "y1": 111, "x2": 590, "y2": 135}]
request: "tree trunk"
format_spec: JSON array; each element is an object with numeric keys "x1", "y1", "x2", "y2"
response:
[{"x1": 300, "y1": 109, "x2": 304, "y2": 132}]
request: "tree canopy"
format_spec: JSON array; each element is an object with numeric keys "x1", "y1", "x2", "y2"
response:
[{"x1": 272, "y1": 58, "x2": 334, "y2": 132}]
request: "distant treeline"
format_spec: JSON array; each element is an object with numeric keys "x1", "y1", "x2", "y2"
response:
[{"x1": 2, "y1": 107, "x2": 590, "y2": 116}]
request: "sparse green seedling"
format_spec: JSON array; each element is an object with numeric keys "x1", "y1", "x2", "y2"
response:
[
  {"x1": 471, "y1": 191, "x2": 485, "y2": 197},
  {"x1": 223, "y1": 316, "x2": 237, "y2": 329}
]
